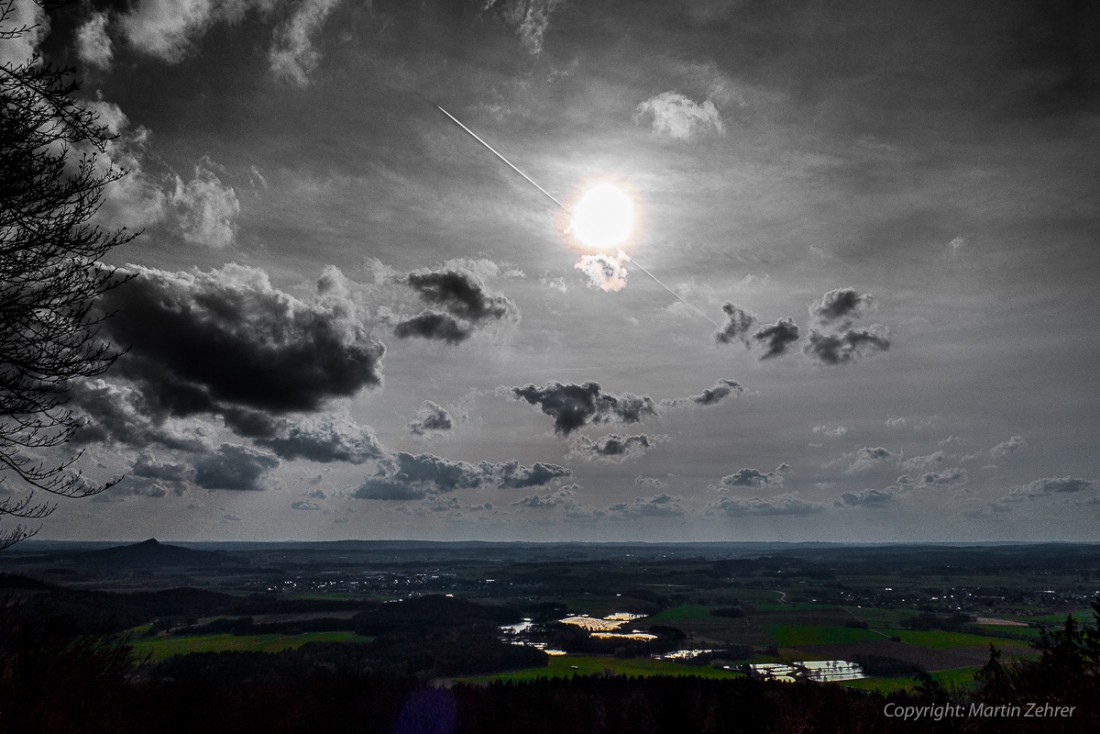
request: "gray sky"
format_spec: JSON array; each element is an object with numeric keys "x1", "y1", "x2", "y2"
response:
[{"x1": 12, "y1": 0, "x2": 1100, "y2": 542}]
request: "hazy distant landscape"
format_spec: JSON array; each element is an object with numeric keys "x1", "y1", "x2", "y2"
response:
[{"x1": 2, "y1": 539, "x2": 1098, "y2": 730}]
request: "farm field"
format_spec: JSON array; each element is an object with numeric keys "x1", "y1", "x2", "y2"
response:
[
  {"x1": 842, "y1": 666, "x2": 982, "y2": 694},
  {"x1": 454, "y1": 655, "x2": 746, "y2": 684},
  {"x1": 130, "y1": 631, "x2": 372, "y2": 661}
]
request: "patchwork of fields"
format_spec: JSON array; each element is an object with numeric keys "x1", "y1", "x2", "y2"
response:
[
  {"x1": 124, "y1": 597, "x2": 1052, "y2": 693},
  {"x1": 7, "y1": 540, "x2": 1095, "y2": 694}
]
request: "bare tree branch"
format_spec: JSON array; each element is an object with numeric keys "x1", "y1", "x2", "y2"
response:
[{"x1": 1, "y1": 0, "x2": 134, "y2": 546}]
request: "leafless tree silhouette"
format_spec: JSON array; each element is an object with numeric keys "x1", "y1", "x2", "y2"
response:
[{"x1": 1, "y1": 0, "x2": 134, "y2": 548}]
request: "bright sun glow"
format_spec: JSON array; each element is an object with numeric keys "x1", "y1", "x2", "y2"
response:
[{"x1": 570, "y1": 182, "x2": 635, "y2": 251}]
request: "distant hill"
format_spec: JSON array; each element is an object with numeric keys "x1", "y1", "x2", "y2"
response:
[{"x1": 77, "y1": 538, "x2": 232, "y2": 568}]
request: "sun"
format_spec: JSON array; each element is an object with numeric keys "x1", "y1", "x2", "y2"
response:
[{"x1": 569, "y1": 181, "x2": 636, "y2": 252}]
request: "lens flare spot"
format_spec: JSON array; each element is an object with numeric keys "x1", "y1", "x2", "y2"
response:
[{"x1": 570, "y1": 182, "x2": 635, "y2": 251}]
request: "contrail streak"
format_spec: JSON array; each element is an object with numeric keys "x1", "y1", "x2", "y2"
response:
[
  {"x1": 436, "y1": 105, "x2": 567, "y2": 211},
  {"x1": 435, "y1": 103, "x2": 718, "y2": 329},
  {"x1": 627, "y1": 256, "x2": 720, "y2": 328}
]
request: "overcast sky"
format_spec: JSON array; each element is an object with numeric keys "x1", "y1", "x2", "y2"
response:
[{"x1": 10, "y1": 0, "x2": 1100, "y2": 542}]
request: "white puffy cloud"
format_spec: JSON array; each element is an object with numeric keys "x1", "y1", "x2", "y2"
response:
[
  {"x1": 719, "y1": 464, "x2": 791, "y2": 489},
  {"x1": 269, "y1": 0, "x2": 341, "y2": 87},
  {"x1": 354, "y1": 452, "x2": 571, "y2": 500},
  {"x1": 118, "y1": 0, "x2": 217, "y2": 62},
  {"x1": 634, "y1": 92, "x2": 724, "y2": 141},
  {"x1": 485, "y1": 0, "x2": 564, "y2": 56},
  {"x1": 569, "y1": 433, "x2": 663, "y2": 463},
  {"x1": 83, "y1": 100, "x2": 239, "y2": 247},
  {"x1": 843, "y1": 446, "x2": 894, "y2": 474},
  {"x1": 115, "y1": 1, "x2": 276, "y2": 63},
  {"x1": 917, "y1": 468, "x2": 968, "y2": 487},
  {"x1": 990, "y1": 435, "x2": 1027, "y2": 458},
  {"x1": 170, "y1": 163, "x2": 241, "y2": 248},
  {"x1": 901, "y1": 451, "x2": 946, "y2": 472},
  {"x1": 82, "y1": 98, "x2": 169, "y2": 229},
  {"x1": 710, "y1": 493, "x2": 825, "y2": 517},
  {"x1": 76, "y1": 12, "x2": 113, "y2": 69},
  {"x1": 407, "y1": 401, "x2": 454, "y2": 437},
  {"x1": 1009, "y1": 476, "x2": 1097, "y2": 500},
  {"x1": 575, "y1": 251, "x2": 630, "y2": 292}
]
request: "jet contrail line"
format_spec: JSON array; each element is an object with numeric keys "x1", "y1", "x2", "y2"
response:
[
  {"x1": 435, "y1": 103, "x2": 718, "y2": 329},
  {"x1": 627, "y1": 256, "x2": 720, "y2": 328},
  {"x1": 436, "y1": 105, "x2": 567, "y2": 211}
]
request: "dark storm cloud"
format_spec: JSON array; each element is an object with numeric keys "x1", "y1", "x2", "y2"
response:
[
  {"x1": 715, "y1": 303, "x2": 757, "y2": 346},
  {"x1": 710, "y1": 494, "x2": 826, "y2": 517},
  {"x1": 393, "y1": 311, "x2": 472, "y2": 344},
  {"x1": 394, "y1": 268, "x2": 518, "y2": 344},
  {"x1": 753, "y1": 318, "x2": 800, "y2": 359},
  {"x1": 354, "y1": 452, "x2": 571, "y2": 500},
  {"x1": 570, "y1": 434, "x2": 661, "y2": 463},
  {"x1": 805, "y1": 327, "x2": 891, "y2": 365},
  {"x1": 720, "y1": 464, "x2": 791, "y2": 489},
  {"x1": 802, "y1": 288, "x2": 891, "y2": 365},
  {"x1": 405, "y1": 269, "x2": 518, "y2": 324},
  {"x1": 690, "y1": 379, "x2": 743, "y2": 406},
  {"x1": 99, "y1": 264, "x2": 384, "y2": 413},
  {"x1": 219, "y1": 408, "x2": 382, "y2": 464},
  {"x1": 511, "y1": 382, "x2": 657, "y2": 435},
  {"x1": 69, "y1": 379, "x2": 206, "y2": 451},
  {"x1": 810, "y1": 288, "x2": 874, "y2": 326},
  {"x1": 407, "y1": 401, "x2": 454, "y2": 436},
  {"x1": 607, "y1": 494, "x2": 685, "y2": 518},
  {"x1": 193, "y1": 443, "x2": 279, "y2": 491},
  {"x1": 222, "y1": 407, "x2": 281, "y2": 439}
]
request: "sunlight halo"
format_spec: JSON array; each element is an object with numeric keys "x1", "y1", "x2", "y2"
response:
[{"x1": 569, "y1": 181, "x2": 636, "y2": 252}]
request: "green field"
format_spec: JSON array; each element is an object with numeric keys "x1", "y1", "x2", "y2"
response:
[
  {"x1": 1024, "y1": 608, "x2": 1096, "y2": 624},
  {"x1": 130, "y1": 631, "x2": 372, "y2": 661},
  {"x1": 765, "y1": 624, "x2": 884, "y2": 647},
  {"x1": 843, "y1": 666, "x2": 981, "y2": 694},
  {"x1": 646, "y1": 605, "x2": 713, "y2": 622},
  {"x1": 843, "y1": 607, "x2": 907, "y2": 627},
  {"x1": 892, "y1": 629, "x2": 1031, "y2": 651},
  {"x1": 456, "y1": 655, "x2": 746, "y2": 684}
]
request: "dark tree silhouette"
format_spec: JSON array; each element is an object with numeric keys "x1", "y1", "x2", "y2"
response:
[
  {"x1": 973, "y1": 597, "x2": 1100, "y2": 729},
  {"x1": 0, "y1": 0, "x2": 134, "y2": 548}
]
